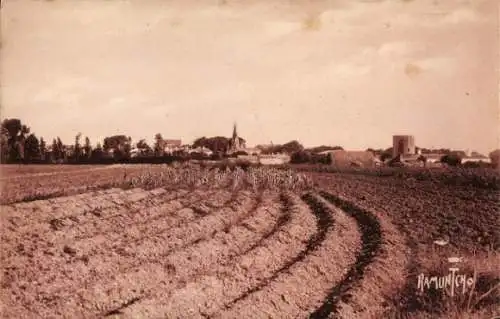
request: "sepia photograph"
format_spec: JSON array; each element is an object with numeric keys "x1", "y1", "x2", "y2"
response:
[{"x1": 0, "y1": 0, "x2": 499, "y2": 318}]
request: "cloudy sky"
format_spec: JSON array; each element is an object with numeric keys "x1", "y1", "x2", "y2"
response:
[{"x1": 1, "y1": 0, "x2": 499, "y2": 153}]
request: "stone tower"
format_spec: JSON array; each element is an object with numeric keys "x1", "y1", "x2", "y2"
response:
[{"x1": 392, "y1": 135, "x2": 416, "y2": 158}]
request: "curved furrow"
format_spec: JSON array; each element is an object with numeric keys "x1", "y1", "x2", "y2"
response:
[
  {"x1": 0, "y1": 188, "x2": 217, "y2": 269},
  {"x1": 311, "y1": 191, "x2": 408, "y2": 319},
  {"x1": 213, "y1": 193, "x2": 361, "y2": 319},
  {"x1": 0, "y1": 187, "x2": 191, "y2": 246},
  {"x1": 11, "y1": 190, "x2": 244, "y2": 313},
  {"x1": 218, "y1": 193, "x2": 333, "y2": 309},
  {"x1": 0, "y1": 188, "x2": 216, "y2": 317},
  {"x1": 325, "y1": 195, "x2": 409, "y2": 319},
  {"x1": 118, "y1": 192, "x2": 318, "y2": 319},
  {"x1": 308, "y1": 191, "x2": 382, "y2": 318},
  {"x1": 76, "y1": 190, "x2": 269, "y2": 318},
  {"x1": 67, "y1": 189, "x2": 230, "y2": 248},
  {"x1": 3, "y1": 187, "x2": 152, "y2": 227},
  {"x1": 7, "y1": 190, "x2": 264, "y2": 318},
  {"x1": 98, "y1": 191, "x2": 285, "y2": 318},
  {"x1": 0, "y1": 189, "x2": 195, "y2": 255}
]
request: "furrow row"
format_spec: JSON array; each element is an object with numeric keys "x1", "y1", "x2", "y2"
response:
[
  {"x1": 215, "y1": 193, "x2": 360, "y2": 319},
  {"x1": 120, "y1": 192, "x2": 317, "y2": 319}
]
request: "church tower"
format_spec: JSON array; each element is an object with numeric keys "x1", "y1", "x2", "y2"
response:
[
  {"x1": 228, "y1": 122, "x2": 245, "y2": 154},
  {"x1": 232, "y1": 123, "x2": 238, "y2": 140}
]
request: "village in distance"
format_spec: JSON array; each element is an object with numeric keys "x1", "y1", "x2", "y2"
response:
[{"x1": 0, "y1": 118, "x2": 498, "y2": 169}]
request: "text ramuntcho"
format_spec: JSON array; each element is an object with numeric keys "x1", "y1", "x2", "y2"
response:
[{"x1": 417, "y1": 267, "x2": 475, "y2": 297}]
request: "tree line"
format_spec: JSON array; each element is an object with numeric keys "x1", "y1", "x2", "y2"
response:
[
  {"x1": 3, "y1": 117, "x2": 497, "y2": 167},
  {"x1": 0, "y1": 118, "x2": 333, "y2": 165},
  {"x1": 0, "y1": 118, "x2": 192, "y2": 164}
]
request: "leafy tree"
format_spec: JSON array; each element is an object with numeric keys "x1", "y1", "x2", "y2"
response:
[
  {"x1": 50, "y1": 138, "x2": 65, "y2": 162},
  {"x1": 91, "y1": 142, "x2": 104, "y2": 161},
  {"x1": 51, "y1": 138, "x2": 58, "y2": 162},
  {"x1": 103, "y1": 135, "x2": 128, "y2": 152},
  {"x1": 103, "y1": 135, "x2": 130, "y2": 160},
  {"x1": 39, "y1": 137, "x2": 47, "y2": 161},
  {"x1": 2, "y1": 119, "x2": 22, "y2": 140},
  {"x1": 154, "y1": 133, "x2": 164, "y2": 156},
  {"x1": 280, "y1": 140, "x2": 304, "y2": 154},
  {"x1": 0, "y1": 129, "x2": 9, "y2": 163},
  {"x1": 56, "y1": 137, "x2": 66, "y2": 162},
  {"x1": 440, "y1": 154, "x2": 461, "y2": 166},
  {"x1": 259, "y1": 140, "x2": 304, "y2": 155},
  {"x1": 122, "y1": 136, "x2": 132, "y2": 159},
  {"x1": 74, "y1": 132, "x2": 82, "y2": 161},
  {"x1": 136, "y1": 139, "x2": 152, "y2": 156},
  {"x1": 1, "y1": 118, "x2": 30, "y2": 162},
  {"x1": 24, "y1": 134, "x2": 41, "y2": 162},
  {"x1": 193, "y1": 136, "x2": 230, "y2": 154},
  {"x1": 291, "y1": 150, "x2": 312, "y2": 164},
  {"x1": 192, "y1": 137, "x2": 206, "y2": 147},
  {"x1": 84, "y1": 137, "x2": 92, "y2": 159}
]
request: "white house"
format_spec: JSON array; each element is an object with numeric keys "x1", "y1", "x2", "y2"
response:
[
  {"x1": 163, "y1": 139, "x2": 182, "y2": 154},
  {"x1": 461, "y1": 155, "x2": 491, "y2": 164},
  {"x1": 188, "y1": 146, "x2": 213, "y2": 156}
]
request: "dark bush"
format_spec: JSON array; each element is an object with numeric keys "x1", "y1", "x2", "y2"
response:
[{"x1": 440, "y1": 154, "x2": 461, "y2": 166}]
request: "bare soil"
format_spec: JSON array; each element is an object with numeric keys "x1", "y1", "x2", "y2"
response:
[{"x1": 1, "y1": 165, "x2": 498, "y2": 318}]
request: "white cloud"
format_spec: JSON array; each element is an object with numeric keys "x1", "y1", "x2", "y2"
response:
[
  {"x1": 377, "y1": 41, "x2": 424, "y2": 58},
  {"x1": 318, "y1": 2, "x2": 381, "y2": 27},
  {"x1": 442, "y1": 8, "x2": 481, "y2": 24},
  {"x1": 332, "y1": 63, "x2": 372, "y2": 77},
  {"x1": 417, "y1": 57, "x2": 457, "y2": 73},
  {"x1": 263, "y1": 21, "x2": 300, "y2": 38},
  {"x1": 393, "y1": 7, "x2": 487, "y2": 28},
  {"x1": 319, "y1": 0, "x2": 490, "y2": 29}
]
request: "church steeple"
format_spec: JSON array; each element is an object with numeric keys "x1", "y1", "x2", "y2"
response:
[
  {"x1": 232, "y1": 122, "x2": 238, "y2": 139},
  {"x1": 228, "y1": 122, "x2": 245, "y2": 154}
]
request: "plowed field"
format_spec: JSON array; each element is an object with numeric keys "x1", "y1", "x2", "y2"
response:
[{"x1": 0, "y1": 164, "x2": 498, "y2": 318}]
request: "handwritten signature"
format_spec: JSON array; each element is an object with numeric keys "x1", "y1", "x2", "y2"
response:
[{"x1": 417, "y1": 267, "x2": 475, "y2": 297}]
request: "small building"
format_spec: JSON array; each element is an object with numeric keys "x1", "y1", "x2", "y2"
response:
[
  {"x1": 421, "y1": 153, "x2": 445, "y2": 164},
  {"x1": 259, "y1": 154, "x2": 291, "y2": 165},
  {"x1": 163, "y1": 139, "x2": 182, "y2": 147},
  {"x1": 461, "y1": 155, "x2": 491, "y2": 164},
  {"x1": 244, "y1": 147, "x2": 262, "y2": 156},
  {"x1": 188, "y1": 146, "x2": 213, "y2": 156},
  {"x1": 130, "y1": 148, "x2": 141, "y2": 158},
  {"x1": 163, "y1": 139, "x2": 182, "y2": 154},
  {"x1": 391, "y1": 154, "x2": 426, "y2": 167},
  {"x1": 393, "y1": 135, "x2": 416, "y2": 158},
  {"x1": 236, "y1": 155, "x2": 260, "y2": 164},
  {"x1": 323, "y1": 150, "x2": 376, "y2": 168}
]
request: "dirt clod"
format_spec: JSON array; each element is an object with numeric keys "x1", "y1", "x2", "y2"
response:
[{"x1": 63, "y1": 245, "x2": 77, "y2": 256}]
